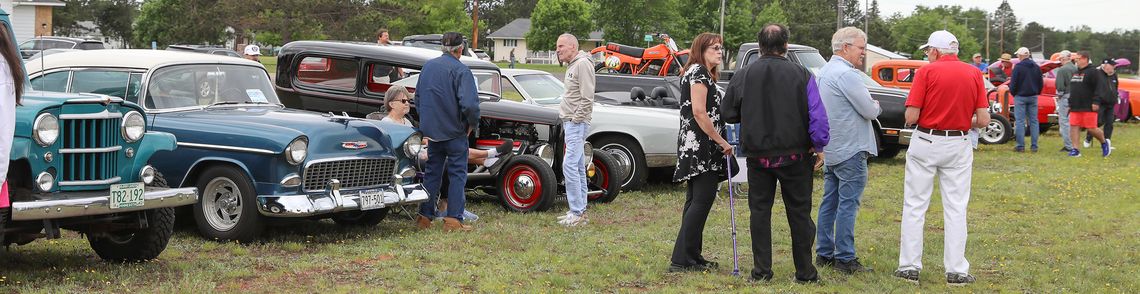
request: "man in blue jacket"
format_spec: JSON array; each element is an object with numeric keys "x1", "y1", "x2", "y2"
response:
[
  {"x1": 414, "y1": 32, "x2": 480, "y2": 232},
  {"x1": 1008, "y1": 47, "x2": 1043, "y2": 152}
]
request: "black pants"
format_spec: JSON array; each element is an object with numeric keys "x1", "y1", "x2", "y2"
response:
[
  {"x1": 747, "y1": 157, "x2": 818, "y2": 281},
  {"x1": 1086, "y1": 105, "x2": 1115, "y2": 140},
  {"x1": 670, "y1": 172, "x2": 720, "y2": 266}
]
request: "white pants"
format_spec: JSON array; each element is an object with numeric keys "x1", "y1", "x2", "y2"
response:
[{"x1": 898, "y1": 131, "x2": 973, "y2": 274}]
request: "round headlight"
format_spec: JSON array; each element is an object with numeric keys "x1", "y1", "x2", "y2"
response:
[
  {"x1": 36, "y1": 172, "x2": 54, "y2": 192},
  {"x1": 140, "y1": 165, "x2": 156, "y2": 185},
  {"x1": 534, "y1": 143, "x2": 554, "y2": 166},
  {"x1": 33, "y1": 113, "x2": 59, "y2": 146},
  {"x1": 122, "y1": 111, "x2": 146, "y2": 142},
  {"x1": 402, "y1": 133, "x2": 424, "y2": 159},
  {"x1": 285, "y1": 137, "x2": 308, "y2": 165}
]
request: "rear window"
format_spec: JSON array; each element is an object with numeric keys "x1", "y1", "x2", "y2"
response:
[
  {"x1": 77, "y1": 42, "x2": 105, "y2": 50},
  {"x1": 295, "y1": 56, "x2": 359, "y2": 91}
]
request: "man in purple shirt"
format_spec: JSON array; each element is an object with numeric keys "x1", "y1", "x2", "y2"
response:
[{"x1": 722, "y1": 23, "x2": 830, "y2": 284}]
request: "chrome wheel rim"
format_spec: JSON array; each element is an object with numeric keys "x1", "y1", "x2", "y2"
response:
[
  {"x1": 600, "y1": 144, "x2": 634, "y2": 186},
  {"x1": 202, "y1": 177, "x2": 242, "y2": 232},
  {"x1": 982, "y1": 119, "x2": 1005, "y2": 143}
]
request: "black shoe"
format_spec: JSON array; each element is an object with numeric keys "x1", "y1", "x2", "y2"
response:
[
  {"x1": 695, "y1": 258, "x2": 719, "y2": 269},
  {"x1": 835, "y1": 258, "x2": 873, "y2": 274},
  {"x1": 1060, "y1": 147, "x2": 1072, "y2": 152},
  {"x1": 666, "y1": 261, "x2": 717, "y2": 273},
  {"x1": 815, "y1": 255, "x2": 835, "y2": 267},
  {"x1": 1031, "y1": 147, "x2": 1038, "y2": 153},
  {"x1": 495, "y1": 139, "x2": 515, "y2": 155},
  {"x1": 894, "y1": 269, "x2": 920, "y2": 284},
  {"x1": 1013, "y1": 146, "x2": 1025, "y2": 152},
  {"x1": 946, "y1": 272, "x2": 976, "y2": 286},
  {"x1": 750, "y1": 270, "x2": 774, "y2": 282}
]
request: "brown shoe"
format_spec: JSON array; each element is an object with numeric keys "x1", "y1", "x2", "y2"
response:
[
  {"x1": 442, "y1": 217, "x2": 473, "y2": 232},
  {"x1": 416, "y1": 215, "x2": 433, "y2": 229}
]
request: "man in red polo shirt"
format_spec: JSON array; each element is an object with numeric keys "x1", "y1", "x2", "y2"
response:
[{"x1": 894, "y1": 30, "x2": 989, "y2": 286}]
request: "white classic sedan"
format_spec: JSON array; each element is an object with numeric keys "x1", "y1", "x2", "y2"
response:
[{"x1": 501, "y1": 69, "x2": 680, "y2": 190}]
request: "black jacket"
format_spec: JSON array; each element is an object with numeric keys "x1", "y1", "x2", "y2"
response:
[
  {"x1": 1068, "y1": 65, "x2": 1106, "y2": 111},
  {"x1": 1101, "y1": 71, "x2": 1119, "y2": 106},
  {"x1": 721, "y1": 55, "x2": 829, "y2": 158}
]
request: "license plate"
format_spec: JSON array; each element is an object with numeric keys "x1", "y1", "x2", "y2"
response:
[
  {"x1": 110, "y1": 182, "x2": 145, "y2": 209},
  {"x1": 359, "y1": 190, "x2": 384, "y2": 211}
]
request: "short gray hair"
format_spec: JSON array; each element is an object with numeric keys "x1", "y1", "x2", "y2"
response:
[
  {"x1": 830, "y1": 27, "x2": 867, "y2": 53},
  {"x1": 558, "y1": 33, "x2": 579, "y2": 49},
  {"x1": 1059, "y1": 50, "x2": 1072, "y2": 59},
  {"x1": 939, "y1": 45, "x2": 959, "y2": 55},
  {"x1": 383, "y1": 85, "x2": 411, "y2": 112},
  {"x1": 441, "y1": 43, "x2": 464, "y2": 54}
]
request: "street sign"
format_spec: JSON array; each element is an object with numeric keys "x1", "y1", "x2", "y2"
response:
[{"x1": 644, "y1": 34, "x2": 653, "y2": 42}]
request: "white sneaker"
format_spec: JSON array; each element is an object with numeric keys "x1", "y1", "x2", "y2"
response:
[
  {"x1": 1083, "y1": 139, "x2": 1092, "y2": 148},
  {"x1": 558, "y1": 213, "x2": 588, "y2": 227},
  {"x1": 1107, "y1": 139, "x2": 1115, "y2": 150},
  {"x1": 556, "y1": 211, "x2": 574, "y2": 221}
]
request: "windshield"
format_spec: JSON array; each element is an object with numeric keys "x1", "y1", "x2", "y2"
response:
[
  {"x1": 146, "y1": 64, "x2": 280, "y2": 109},
  {"x1": 393, "y1": 69, "x2": 502, "y2": 96},
  {"x1": 793, "y1": 51, "x2": 881, "y2": 88},
  {"x1": 515, "y1": 74, "x2": 565, "y2": 105}
]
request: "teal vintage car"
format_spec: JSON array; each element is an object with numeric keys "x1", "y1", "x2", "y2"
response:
[{"x1": 0, "y1": 10, "x2": 197, "y2": 262}]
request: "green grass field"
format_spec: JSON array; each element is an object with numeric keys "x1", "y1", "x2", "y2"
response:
[
  {"x1": 2, "y1": 124, "x2": 1138, "y2": 292},
  {"x1": 259, "y1": 56, "x2": 277, "y2": 76}
]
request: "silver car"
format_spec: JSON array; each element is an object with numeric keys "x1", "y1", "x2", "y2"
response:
[{"x1": 500, "y1": 69, "x2": 679, "y2": 190}]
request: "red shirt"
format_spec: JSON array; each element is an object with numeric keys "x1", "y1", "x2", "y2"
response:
[{"x1": 905, "y1": 54, "x2": 988, "y2": 131}]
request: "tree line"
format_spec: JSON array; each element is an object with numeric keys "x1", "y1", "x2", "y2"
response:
[{"x1": 52, "y1": 0, "x2": 1138, "y2": 72}]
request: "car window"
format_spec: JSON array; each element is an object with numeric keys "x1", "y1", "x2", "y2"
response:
[
  {"x1": 793, "y1": 51, "x2": 881, "y2": 88},
  {"x1": 295, "y1": 56, "x2": 358, "y2": 92},
  {"x1": 18, "y1": 40, "x2": 37, "y2": 51},
  {"x1": 30, "y1": 71, "x2": 70, "y2": 92},
  {"x1": 500, "y1": 77, "x2": 524, "y2": 102},
  {"x1": 147, "y1": 64, "x2": 280, "y2": 109},
  {"x1": 513, "y1": 74, "x2": 564, "y2": 105},
  {"x1": 878, "y1": 68, "x2": 894, "y2": 82},
  {"x1": 126, "y1": 73, "x2": 143, "y2": 102},
  {"x1": 364, "y1": 61, "x2": 405, "y2": 95},
  {"x1": 71, "y1": 71, "x2": 131, "y2": 98},
  {"x1": 898, "y1": 68, "x2": 915, "y2": 83},
  {"x1": 42, "y1": 40, "x2": 76, "y2": 50},
  {"x1": 392, "y1": 69, "x2": 502, "y2": 96},
  {"x1": 77, "y1": 42, "x2": 104, "y2": 50}
]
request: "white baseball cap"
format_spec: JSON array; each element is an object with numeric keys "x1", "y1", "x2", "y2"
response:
[
  {"x1": 1015, "y1": 47, "x2": 1030, "y2": 55},
  {"x1": 244, "y1": 44, "x2": 261, "y2": 56},
  {"x1": 918, "y1": 30, "x2": 959, "y2": 51}
]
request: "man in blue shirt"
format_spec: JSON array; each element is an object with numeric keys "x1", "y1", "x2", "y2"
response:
[
  {"x1": 971, "y1": 53, "x2": 986, "y2": 72},
  {"x1": 814, "y1": 27, "x2": 880, "y2": 275},
  {"x1": 414, "y1": 32, "x2": 480, "y2": 232},
  {"x1": 1008, "y1": 47, "x2": 1044, "y2": 152}
]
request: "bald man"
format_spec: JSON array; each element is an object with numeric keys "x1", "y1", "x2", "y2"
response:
[{"x1": 555, "y1": 34, "x2": 595, "y2": 227}]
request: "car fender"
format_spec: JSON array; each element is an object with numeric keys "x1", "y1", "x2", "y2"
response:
[
  {"x1": 8, "y1": 137, "x2": 32, "y2": 161},
  {"x1": 129, "y1": 131, "x2": 178, "y2": 177},
  {"x1": 177, "y1": 157, "x2": 255, "y2": 188}
]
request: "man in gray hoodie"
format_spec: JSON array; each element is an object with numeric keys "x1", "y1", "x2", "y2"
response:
[{"x1": 555, "y1": 33, "x2": 595, "y2": 227}]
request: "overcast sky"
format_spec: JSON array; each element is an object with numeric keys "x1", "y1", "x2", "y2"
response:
[{"x1": 875, "y1": 0, "x2": 1140, "y2": 32}]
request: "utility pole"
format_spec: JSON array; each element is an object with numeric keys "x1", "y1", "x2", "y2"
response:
[
  {"x1": 837, "y1": 0, "x2": 843, "y2": 31},
  {"x1": 999, "y1": 17, "x2": 1004, "y2": 55},
  {"x1": 864, "y1": 0, "x2": 868, "y2": 35},
  {"x1": 986, "y1": 16, "x2": 990, "y2": 61},
  {"x1": 719, "y1": 0, "x2": 725, "y2": 37},
  {"x1": 1040, "y1": 32, "x2": 1045, "y2": 54},
  {"x1": 472, "y1": 0, "x2": 480, "y2": 49}
]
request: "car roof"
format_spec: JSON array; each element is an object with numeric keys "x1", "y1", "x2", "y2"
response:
[
  {"x1": 24, "y1": 49, "x2": 264, "y2": 73},
  {"x1": 279, "y1": 41, "x2": 498, "y2": 71},
  {"x1": 500, "y1": 68, "x2": 552, "y2": 76},
  {"x1": 872, "y1": 59, "x2": 929, "y2": 69}
]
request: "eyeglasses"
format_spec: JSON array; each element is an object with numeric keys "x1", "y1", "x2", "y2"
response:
[
  {"x1": 393, "y1": 99, "x2": 409, "y2": 104},
  {"x1": 709, "y1": 45, "x2": 723, "y2": 52},
  {"x1": 847, "y1": 43, "x2": 866, "y2": 51}
]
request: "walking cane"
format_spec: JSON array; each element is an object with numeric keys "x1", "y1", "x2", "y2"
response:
[{"x1": 725, "y1": 154, "x2": 741, "y2": 277}]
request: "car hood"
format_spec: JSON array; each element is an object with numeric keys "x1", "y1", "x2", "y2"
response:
[
  {"x1": 150, "y1": 106, "x2": 412, "y2": 158},
  {"x1": 481, "y1": 99, "x2": 561, "y2": 125}
]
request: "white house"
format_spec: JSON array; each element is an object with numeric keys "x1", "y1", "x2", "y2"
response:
[
  {"x1": 487, "y1": 18, "x2": 603, "y2": 64},
  {"x1": 1, "y1": 0, "x2": 64, "y2": 43}
]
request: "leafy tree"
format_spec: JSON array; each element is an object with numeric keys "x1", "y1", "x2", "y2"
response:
[
  {"x1": 591, "y1": 0, "x2": 685, "y2": 47},
  {"x1": 780, "y1": 0, "x2": 836, "y2": 56},
  {"x1": 51, "y1": 0, "x2": 89, "y2": 36},
  {"x1": 526, "y1": 0, "x2": 592, "y2": 51},
  {"x1": 865, "y1": 0, "x2": 894, "y2": 51},
  {"x1": 133, "y1": 0, "x2": 228, "y2": 48},
  {"x1": 889, "y1": 7, "x2": 980, "y2": 61},
  {"x1": 990, "y1": 0, "x2": 1020, "y2": 56},
  {"x1": 841, "y1": 0, "x2": 863, "y2": 27},
  {"x1": 90, "y1": 0, "x2": 139, "y2": 47}
]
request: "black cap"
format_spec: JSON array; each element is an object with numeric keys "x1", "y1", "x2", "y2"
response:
[
  {"x1": 442, "y1": 32, "x2": 465, "y2": 47},
  {"x1": 1102, "y1": 58, "x2": 1117, "y2": 66}
]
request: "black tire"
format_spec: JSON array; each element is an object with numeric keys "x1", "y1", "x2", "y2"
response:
[
  {"x1": 1038, "y1": 123, "x2": 1052, "y2": 135},
  {"x1": 496, "y1": 155, "x2": 557, "y2": 212},
  {"x1": 593, "y1": 136, "x2": 648, "y2": 191},
  {"x1": 330, "y1": 208, "x2": 391, "y2": 227},
  {"x1": 87, "y1": 173, "x2": 176, "y2": 262},
  {"x1": 980, "y1": 115, "x2": 1013, "y2": 144},
  {"x1": 587, "y1": 149, "x2": 622, "y2": 203},
  {"x1": 194, "y1": 166, "x2": 263, "y2": 242},
  {"x1": 877, "y1": 144, "x2": 902, "y2": 159}
]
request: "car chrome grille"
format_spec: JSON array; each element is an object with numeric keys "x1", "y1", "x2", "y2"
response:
[
  {"x1": 60, "y1": 116, "x2": 122, "y2": 188},
  {"x1": 303, "y1": 158, "x2": 397, "y2": 192}
]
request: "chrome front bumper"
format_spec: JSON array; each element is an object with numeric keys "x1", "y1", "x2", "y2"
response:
[
  {"x1": 11, "y1": 187, "x2": 199, "y2": 221},
  {"x1": 256, "y1": 178, "x2": 429, "y2": 217}
]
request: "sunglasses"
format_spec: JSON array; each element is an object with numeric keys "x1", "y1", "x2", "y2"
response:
[
  {"x1": 392, "y1": 99, "x2": 410, "y2": 104},
  {"x1": 708, "y1": 45, "x2": 723, "y2": 51}
]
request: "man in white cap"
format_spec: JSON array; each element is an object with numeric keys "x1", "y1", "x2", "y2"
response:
[
  {"x1": 1009, "y1": 47, "x2": 1044, "y2": 152},
  {"x1": 243, "y1": 44, "x2": 261, "y2": 63},
  {"x1": 895, "y1": 30, "x2": 988, "y2": 286}
]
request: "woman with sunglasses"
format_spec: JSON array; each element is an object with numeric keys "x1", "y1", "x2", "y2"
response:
[{"x1": 668, "y1": 32, "x2": 733, "y2": 273}]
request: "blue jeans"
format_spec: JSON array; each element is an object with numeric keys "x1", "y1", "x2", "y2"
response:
[
  {"x1": 420, "y1": 137, "x2": 469, "y2": 220},
  {"x1": 563, "y1": 121, "x2": 589, "y2": 215},
  {"x1": 1056, "y1": 93, "x2": 1072, "y2": 149},
  {"x1": 1014, "y1": 95, "x2": 1039, "y2": 149},
  {"x1": 816, "y1": 151, "x2": 868, "y2": 262}
]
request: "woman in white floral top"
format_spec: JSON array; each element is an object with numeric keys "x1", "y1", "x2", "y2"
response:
[{"x1": 669, "y1": 32, "x2": 734, "y2": 273}]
